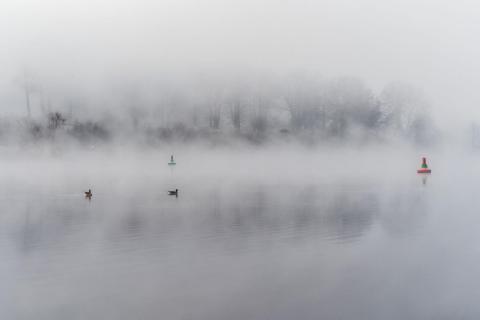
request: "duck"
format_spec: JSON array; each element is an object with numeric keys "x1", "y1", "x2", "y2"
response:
[
  {"x1": 85, "y1": 189, "x2": 92, "y2": 198},
  {"x1": 168, "y1": 189, "x2": 178, "y2": 196}
]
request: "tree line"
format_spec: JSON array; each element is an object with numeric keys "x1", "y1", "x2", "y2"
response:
[{"x1": 6, "y1": 73, "x2": 436, "y2": 147}]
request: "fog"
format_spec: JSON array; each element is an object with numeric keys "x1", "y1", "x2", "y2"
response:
[
  {"x1": 1, "y1": 0, "x2": 480, "y2": 145},
  {"x1": 3, "y1": 144, "x2": 480, "y2": 319},
  {"x1": 4, "y1": 1, "x2": 480, "y2": 319}
]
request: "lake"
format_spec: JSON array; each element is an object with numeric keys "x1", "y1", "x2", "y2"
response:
[{"x1": 1, "y1": 149, "x2": 479, "y2": 319}]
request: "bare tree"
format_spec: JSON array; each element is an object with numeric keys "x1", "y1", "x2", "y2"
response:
[
  {"x1": 22, "y1": 72, "x2": 34, "y2": 118},
  {"x1": 229, "y1": 100, "x2": 243, "y2": 131},
  {"x1": 207, "y1": 92, "x2": 223, "y2": 130},
  {"x1": 47, "y1": 112, "x2": 66, "y2": 131},
  {"x1": 249, "y1": 95, "x2": 269, "y2": 137},
  {"x1": 282, "y1": 74, "x2": 327, "y2": 132},
  {"x1": 209, "y1": 106, "x2": 221, "y2": 129},
  {"x1": 379, "y1": 82, "x2": 430, "y2": 135}
]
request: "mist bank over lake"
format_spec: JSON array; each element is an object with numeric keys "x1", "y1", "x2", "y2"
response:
[
  {"x1": 0, "y1": 72, "x2": 442, "y2": 149},
  {"x1": 0, "y1": 142, "x2": 471, "y2": 188}
]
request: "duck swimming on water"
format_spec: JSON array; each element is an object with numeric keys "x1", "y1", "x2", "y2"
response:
[
  {"x1": 168, "y1": 189, "x2": 178, "y2": 196},
  {"x1": 85, "y1": 189, "x2": 92, "y2": 199}
]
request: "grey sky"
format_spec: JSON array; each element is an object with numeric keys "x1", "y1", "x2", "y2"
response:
[{"x1": 1, "y1": 0, "x2": 479, "y2": 126}]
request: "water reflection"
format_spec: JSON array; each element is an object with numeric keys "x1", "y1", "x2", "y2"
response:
[
  {"x1": 323, "y1": 192, "x2": 378, "y2": 242},
  {"x1": 2, "y1": 180, "x2": 435, "y2": 320},
  {"x1": 379, "y1": 187, "x2": 428, "y2": 237},
  {"x1": 8, "y1": 182, "x2": 420, "y2": 256},
  {"x1": 420, "y1": 173, "x2": 429, "y2": 186},
  {"x1": 15, "y1": 199, "x2": 93, "y2": 254}
]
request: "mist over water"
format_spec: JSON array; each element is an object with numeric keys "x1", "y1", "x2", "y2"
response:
[
  {"x1": 0, "y1": 147, "x2": 480, "y2": 319},
  {"x1": 2, "y1": 0, "x2": 480, "y2": 318}
]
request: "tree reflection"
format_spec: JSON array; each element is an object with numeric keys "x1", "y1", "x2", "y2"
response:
[{"x1": 8, "y1": 182, "x2": 427, "y2": 256}]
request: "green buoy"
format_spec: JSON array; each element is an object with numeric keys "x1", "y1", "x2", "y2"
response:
[{"x1": 168, "y1": 155, "x2": 176, "y2": 166}]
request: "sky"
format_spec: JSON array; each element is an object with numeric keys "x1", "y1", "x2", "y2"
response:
[{"x1": 1, "y1": 0, "x2": 479, "y2": 127}]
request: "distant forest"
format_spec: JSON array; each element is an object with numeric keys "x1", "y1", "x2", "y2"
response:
[{"x1": 3, "y1": 73, "x2": 436, "y2": 147}]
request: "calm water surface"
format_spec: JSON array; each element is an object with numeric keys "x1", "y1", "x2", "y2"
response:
[{"x1": 1, "y1": 166, "x2": 480, "y2": 319}]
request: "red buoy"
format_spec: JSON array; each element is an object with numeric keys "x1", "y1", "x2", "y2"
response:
[{"x1": 417, "y1": 157, "x2": 431, "y2": 174}]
